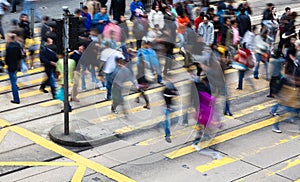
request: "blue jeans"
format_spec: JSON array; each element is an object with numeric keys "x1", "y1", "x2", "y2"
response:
[
  {"x1": 8, "y1": 71, "x2": 20, "y2": 103},
  {"x1": 271, "y1": 103, "x2": 299, "y2": 128},
  {"x1": 177, "y1": 33, "x2": 185, "y2": 48},
  {"x1": 163, "y1": 108, "x2": 172, "y2": 138},
  {"x1": 105, "y1": 73, "x2": 114, "y2": 100},
  {"x1": 254, "y1": 53, "x2": 269, "y2": 80},
  {"x1": 22, "y1": 0, "x2": 41, "y2": 21},
  {"x1": 41, "y1": 67, "x2": 56, "y2": 98},
  {"x1": 81, "y1": 65, "x2": 99, "y2": 90}
]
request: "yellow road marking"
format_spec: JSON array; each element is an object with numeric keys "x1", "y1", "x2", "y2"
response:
[
  {"x1": 232, "y1": 100, "x2": 275, "y2": 118},
  {"x1": 138, "y1": 99, "x2": 276, "y2": 146},
  {"x1": 229, "y1": 87, "x2": 269, "y2": 101},
  {"x1": 0, "y1": 67, "x2": 44, "y2": 81},
  {"x1": 164, "y1": 113, "x2": 289, "y2": 159},
  {"x1": 20, "y1": 88, "x2": 50, "y2": 99},
  {"x1": 268, "y1": 157, "x2": 300, "y2": 176},
  {"x1": 0, "y1": 119, "x2": 135, "y2": 182},
  {"x1": 39, "y1": 89, "x2": 105, "y2": 107},
  {"x1": 71, "y1": 165, "x2": 87, "y2": 182},
  {"x1": 0, "y1": 162, "x2": 77, "y2": 166},
  {"x1": 196, "y1": 157, "x2": 237, "y2": 173},
  {"x1": 0, "y1": 128, "x2": 9, "y2": 143}
]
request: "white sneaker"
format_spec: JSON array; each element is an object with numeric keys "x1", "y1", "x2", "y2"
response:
[
  {"x1": 99, "y1": 87, "x2": 107, "y2": 90},
  {"x1": 272, "y1": 126, "x2": 282, "y2": 133},
  {"x1": 192, "y1": 144, "x2": 201, "y2": 151}
]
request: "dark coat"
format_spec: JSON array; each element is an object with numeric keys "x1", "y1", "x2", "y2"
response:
[
  {"x1": 40, "y1": 44, "x2": 58, "y2": 68},
  {"x1": 5, "y1": 42, "x2": 22, "y2": 72},
  {"x1": 236, "y1": 14, "x2": 251, "y2": 38}
]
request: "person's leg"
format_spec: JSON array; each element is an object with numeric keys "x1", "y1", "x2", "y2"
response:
[
  {"x1": 264, "y1": 61, "x2": 269, "y2": 80},
  {"x1": 105, "y1": 73, "x2": 113, "y2": 100},
  {"x1": 90, "y1": 65, "x2": 99, "y2": 83},
  {"x1": 164, "y1": 108, "x2": 171, "y2": 142},
  {"x1": 8, "y1": 71, "x2": 20, "y2": 103},
  {"x1": 237, "y1": 70, "x2": 245, "y2": 89},
  {"x1": 81, "y1": 66, "x2": 87, "y2": 90},
  {"x1": 40, "y1": 67, "x2": 50, "y2": 92},
  {"x1": 0, "y1": 15, "x2": 4, "y2": 39},
  {"x1": 71, "y1": 71, "x2": 80, "y2": 101},
  {"x1": 48, "y1": 69, "x2": 57, "y2": 99},
  {"x1": 22, "y1": 0, "x2": 30, "y2": 15},
  {"x1": 270, "y1": 103, "x2": 280, "y2": 115},
  {"x1": 253, "y1": 53, "x2": 262, "y2": 79},
  {"x1": 11, "y1": 0, "x2": 16, "y2": 12}
]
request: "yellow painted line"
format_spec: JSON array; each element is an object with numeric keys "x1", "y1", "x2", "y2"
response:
[
  {"x1": 164, "y1": 113, "x2": 290, "y2": 159},
  {"x1": 196, "y1": 157, "x2": 237, "y2": 173},
  {"x1": 228, "y1": 87, "x2": 269, "y2": 101},
  {"x1": 71, "y1": 80, "x2": 191, "y2": 115},
  {"x1": 0, "y1": 67, "x2": 44, "y2": 81},
  {"x1": 0, "y1": 162, "x2": 77, "y2": 166},
  {"x1": 0, "y1": 77, "x2": 46, "y2": 92},
  {"x1": 138, "y1": 126, "x2": 193, "y2": 146},
  {"x1": 0, "y1": 119, "x2": 135, "y2": 182},
  {"x1": 71, "y1": 165, "x2": 87, "y2": 182},
  {"x1": 295, "y1": 179, "x2": 300, "y2": 182},
  {"x1": 224, "y1": 68, "x2": 237, "y2": 74},
  {"x1": 39, "y1": 89, "x2": 105, "y2": 107},
  {"x1": 20, "y1": 88, "x2": 50, "y2": 99},
  {"x1": 268, "y1": 157, "x2": 300, "y2": 176},
  {"x1": 0, "y1": 128, "x2": 9, "y2": 143},
  {"x1": 138, "y1": 99, "x2": 276, "y2": 146},
  {"x1": 232, "y1": 100, "x2": 275, "y2": 118}
]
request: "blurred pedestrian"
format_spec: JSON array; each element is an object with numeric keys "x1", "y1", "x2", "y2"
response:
[
  {"x1": 39, "y1": 42, "x2": 58, "y2": 99},
  {"x1": 55, "y1": 54, "x2": 76, "y2": 112},
  {"x1": 0, "y1": 0, "x2": 10, "y2": 39},
  {"x1": 162, "y1": 75, "x2": 178, "y2": 143},
  {"x1": 81, "y1": 6, "x2": 93, "y2": 32},
  {"x1": 70, "y1": 44, "x2": 85, "y2": 102},
  {"x1": 92, "y1": 6, "x2": 110, "y2": 34},
  {"x1": 22, "y1": 0, "x2": 41, "y2": 22},
  {"x1": 253, "y1": 29, "x2": 270, "y2": 80},
  {"x1": 111, "y1": 57, "x2": 138, "y2": 114},
  {"x1": 109, "y1": 0, "x2": 125, "y2": 23},
  {"x1": 5, "y1": 33, "x2": 23, "y2": 104}
]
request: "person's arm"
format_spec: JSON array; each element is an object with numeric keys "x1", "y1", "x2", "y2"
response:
[
  {"x1": 92, "y1": 13, "x2": 100, "y2": 25},
  {"x1": 209, "y1": 25, "x2": 215, "y2": 45}
]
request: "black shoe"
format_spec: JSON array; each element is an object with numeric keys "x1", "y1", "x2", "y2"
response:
[
  {"x1": 60, "y1": 108, "x2": 72, "y2": 113},
  {"x1": 254, "y1": 76, "x2": 259, "y2": 79},
  {"x1": 10, "y1": 11, "x2": 16, "y2": 13},
  {"x1": 39, "y1": 88, "x2": 49, "y2": 93},
  {"x1": 165, "y1": 137, "x2": 172, "y2": 143},
  {"x1": 224, "y1": 112, "x2": 233, "y2": 116},
  {"x1": 11, "y1": 100, "x2": 20, "y2": 104},
  {"x1": 266, "y1": 95, "x2": 274, "y2": 98},
  {"x1": 236, "y1": 87, "x2": 242, "y2": 90}
]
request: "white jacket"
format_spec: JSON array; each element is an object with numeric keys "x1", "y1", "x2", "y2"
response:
[
  {"x1": 0, "y1": 0, "x2": 10, "y2": 15},
  {"x1": 198, "y1": 22, "x2": 214, "y2": 46},
  {"x1": 148, "y1": 10, "x2": 164, "y2": 29}
]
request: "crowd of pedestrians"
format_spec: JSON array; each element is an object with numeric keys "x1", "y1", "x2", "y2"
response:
[{"x1": 1, "y1": 0, "x2": 300, "y2": 144}]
